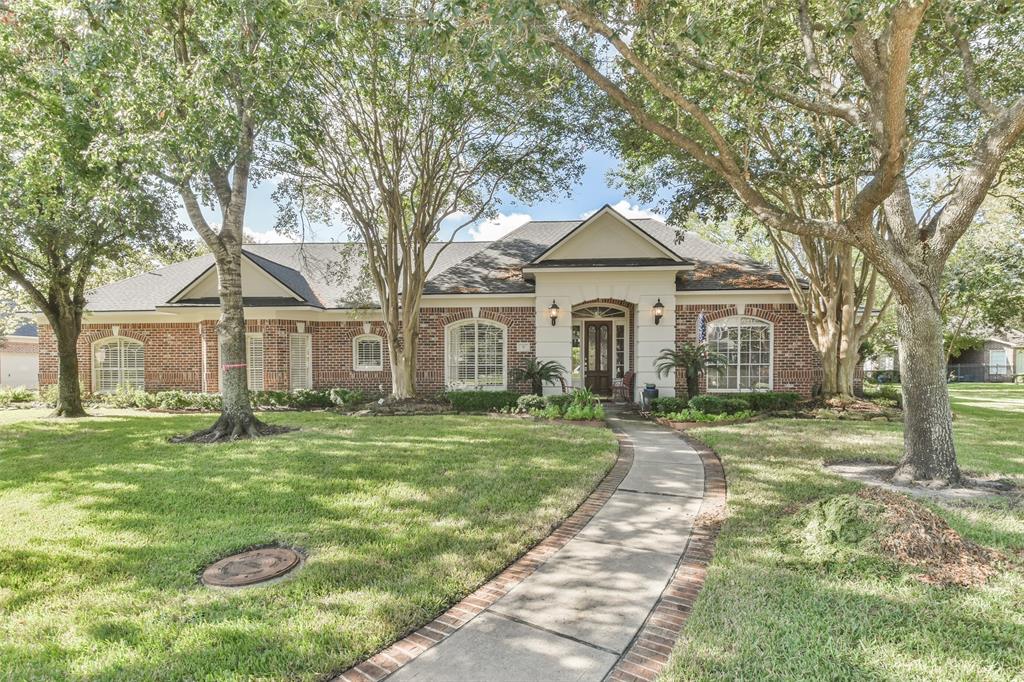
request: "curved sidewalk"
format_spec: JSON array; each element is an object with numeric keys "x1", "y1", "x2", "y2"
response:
[{"x1": 338, "y1": 407, "x2": 726, "y2": 682}]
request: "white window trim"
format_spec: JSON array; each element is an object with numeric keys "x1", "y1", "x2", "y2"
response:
[
  {"x1": 705, "y1": 315, "x2": 774, "y2": 393},
  {"x1": 91, "y1": 336, "x2": 145, "y2": 393},
  {"x1": 353, "y1": 334, "x2": 384, "y2": 372},
  {"x1": 289, "y1": 333, "x2": 313, "y2": 390},
  {"x1": 444, "y1": 318, "x2": 508, "y2": 391}
]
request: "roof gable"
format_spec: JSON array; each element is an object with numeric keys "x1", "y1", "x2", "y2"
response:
[
  {"x1": 169, "y1": 253, "x2": 307, "y2": 304},
  {"x1": 533, "y1": 205, "x2": 681, "y2": 263}
]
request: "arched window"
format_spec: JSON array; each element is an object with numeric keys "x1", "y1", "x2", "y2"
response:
[
  {"x1": 706, "y1": 316, "x2": 772, "y2": 392},
  {"x1": 353, "y1": 334, "x2": 384, "y2": 371},
  {"x1": 93, "y1": 337, "x2": 145, "y2": 393},
  {"x1": 445, "y1": 319, "x2": 506, "y2": 390}
]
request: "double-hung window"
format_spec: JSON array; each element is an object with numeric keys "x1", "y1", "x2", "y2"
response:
[{"x1": 706, "y1": 316, "x2": 772, "y2": 391}]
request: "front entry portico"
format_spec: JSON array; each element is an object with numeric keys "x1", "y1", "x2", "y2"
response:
[{"x1": 570, "y1": 303, "x2": 631, "y2": 396}]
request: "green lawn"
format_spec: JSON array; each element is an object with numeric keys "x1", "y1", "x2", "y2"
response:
[
  {"x1": 0, "y1": 410, "x2": 616, "y2": 680},
  {"x1": 663, "y1": 383, "x2": 1024, "y2": 680}
]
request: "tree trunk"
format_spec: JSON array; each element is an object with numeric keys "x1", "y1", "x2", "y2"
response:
[
  {"x1": 52, "y1": 312, "x2": 87, "y2": 418},
  {"x1": 686, "y1": 371, "x2": 699, "y2": 401},
  {"x1": 389, "y1": 344, "x2": 417, "y2": 399},
  {"x1": 893, "y1": 296, "x2": 960, "y2": 485},
  {"x1": 818, "y1": 333, "x2": 859, "y2": 399},
  {"x1": 172, "y1": 251, "x2": 277, "y2": 442}
]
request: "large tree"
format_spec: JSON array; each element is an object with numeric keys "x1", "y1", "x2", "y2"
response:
[
  {"x1": 280, "y1": 0, "x2": 582, "y2": 398},
  {"x1": 518, "y1": 0, "x2": 1024, "y2": 484},
  {"x1": 120, "y1": 1, "x2": 308, "y2": 440},
  {"x1": 0, "y1": 1, "x2": 177, "y2": 416}
]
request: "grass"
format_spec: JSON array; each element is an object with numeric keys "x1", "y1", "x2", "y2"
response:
[
  {"x1": 662, "y1": 383, "x2": 1024, "y2": 680},
  {"x1": 0, "y1": 409, "x2": 617, "y2": 680}
]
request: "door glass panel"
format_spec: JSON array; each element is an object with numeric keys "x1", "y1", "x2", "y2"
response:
[
  {"x1": 599, "y1": 325, "x2": 609, "y2": 371},
  {"x1": 587, "y1": 324, "x2": 596, "y2": 370}
]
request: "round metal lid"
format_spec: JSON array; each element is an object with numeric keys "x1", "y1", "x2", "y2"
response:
[{"x1": 201, "y1": 547, "x2": 301, "y2": 587}]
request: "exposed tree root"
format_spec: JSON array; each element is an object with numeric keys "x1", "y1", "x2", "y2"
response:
[
  {"x1": 170, "y1": 413, "x2": 296, "y2": 444},
  {"x1": 49, "y1": 406, "x2": 89, "y2": 418}
]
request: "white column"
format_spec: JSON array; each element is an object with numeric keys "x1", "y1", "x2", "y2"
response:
[
  {"x1": 534, "y1": 296, "x2": 573, "y2": 395},
  {"x1": 634, "y1": 294, "x2": 676, "y2": 399}
]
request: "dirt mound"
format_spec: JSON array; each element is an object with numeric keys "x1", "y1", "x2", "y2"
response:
[
  {"x1": 794, "y1": 489, "x2": 1005, "y2": 587},
  {"x1": 861, "y1": 488, "x2": 1003, "y2": 587}
]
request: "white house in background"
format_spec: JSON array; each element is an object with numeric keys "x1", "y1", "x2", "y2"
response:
[
  {"x1": 1, "y1": 322, "x2": 39, "y2": 389},
  {"x1": 38, "y1": 204, "x2": 825, "y2": 399}
]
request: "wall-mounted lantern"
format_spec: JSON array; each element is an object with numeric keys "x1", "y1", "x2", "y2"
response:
[
  {"x1": 548, "y1": 300, "x2": 560, "y2": 326},
  {"x1": 652, "y1": 298, "x2": 665, "y2": 326}
]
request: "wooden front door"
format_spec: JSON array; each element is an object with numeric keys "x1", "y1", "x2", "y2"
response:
[{"x1": 584, "y1": 321, "x2": 613, "y2": 395}]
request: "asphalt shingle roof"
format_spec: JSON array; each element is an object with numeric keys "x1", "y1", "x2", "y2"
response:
[
  {"x1": 83, "y1": 217, "x2": 788, "y2": 312},
  {"x1": 85, "y1": 241, "x2": 490, "y2": 312}
]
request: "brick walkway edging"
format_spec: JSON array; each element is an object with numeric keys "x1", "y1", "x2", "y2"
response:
[
  {"x1": 605, "y1": 430, "x2": 728, "y2": 682},
  {"x1": 333, "y1": 429, "x2": 636, "y2": 682}
]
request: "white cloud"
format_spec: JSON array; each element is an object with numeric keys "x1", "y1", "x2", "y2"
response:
[
  {"x1": 244, "y1": 228, "x2": 300, "y2": 244},
  {"x1": 579, "y1": 200, "x2": 665, "y2": 221},
  {"x1": 468, "y1": 212, "x2": 532, "y2": 242}
]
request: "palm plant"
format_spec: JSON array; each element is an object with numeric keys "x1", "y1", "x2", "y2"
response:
[
  {"x1": 655, "y1": 342, "x2": 726, "y2": 400},
  {"x1": 513, "y1": 359, "x2": 567, "y2": 396}
]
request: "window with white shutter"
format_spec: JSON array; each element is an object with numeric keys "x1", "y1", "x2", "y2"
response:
[
  {"x1": 444, "y1": 320, "x2": 506, "y2": 390},
  {"x1": 92, "y1": 337, "x2": 145, "y2": 393},
  {"x1": 289, "y1": 333, "x2": 312, "y2": 390},
  {"x1": 246, "y1": 333, "x2": 265, "y2": 390},
  {"x1": 353, "y1": 335, "x2": 383, "y2": 371}
]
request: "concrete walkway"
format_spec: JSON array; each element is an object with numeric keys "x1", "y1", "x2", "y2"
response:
[{"x1": 386, "y1": 408, "x2": 706, "y2": 682}]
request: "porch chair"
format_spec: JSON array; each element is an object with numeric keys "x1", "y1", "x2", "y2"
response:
[{"x1": 612, "y1": 371, "x2": 635, "y2": 403}]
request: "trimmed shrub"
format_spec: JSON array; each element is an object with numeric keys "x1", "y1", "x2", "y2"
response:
[
  {"x1": 446, "y1": 390, "x2": 520, "y2": 413},
  {"x1": 650, "y1": 396, "x2": 688, "y2": 415},
  {"x1": 687, "y1": 395, "x2": 750, "y2": 415},
  {"x1": 663, "y1": 408, "x2": 756, "y2": 423},
  {"x1": 742, "y1": 391, "x2": 800, "y2": 411},
  {"x1": 516, "y1": 394, "x2": 547, "y2": 413},
  {"x1": 544, "y1": 394, "x2": 573, "y2": 411},
  {"x1": 329, "y1": 388, "x2": 366, "y2": 407},
  {"x1": 563, "y1": 403, "x2": 605, "y2": 421}
]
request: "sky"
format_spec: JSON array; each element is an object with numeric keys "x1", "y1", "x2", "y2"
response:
[{"x1": 179, "y1": 149, "x2": 669, "y2": 245}]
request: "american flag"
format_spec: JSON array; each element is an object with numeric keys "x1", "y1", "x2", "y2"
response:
[{"x1": 697, "y1": 312, "x2": 707, "y2": 343}]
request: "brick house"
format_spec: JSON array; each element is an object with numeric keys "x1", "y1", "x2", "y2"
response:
[{"x1": 38, "y1": 205, "x2": 824, "y2": 400}]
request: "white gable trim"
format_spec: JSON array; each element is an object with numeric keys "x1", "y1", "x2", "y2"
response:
[
  {"x1": 532, "y1": 205, "x2": 681, "y2": 263},
  {"x1": 168, "y1": 253, "x2": 304, "y2": 303}
]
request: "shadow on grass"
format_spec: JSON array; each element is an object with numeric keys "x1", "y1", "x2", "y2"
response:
[
  {"x1": 665, "y1": 417, "x2": 1024, "y2": 680},
  {"x1": 0, "y1": 413, "x2": 616, "y2": 680}
]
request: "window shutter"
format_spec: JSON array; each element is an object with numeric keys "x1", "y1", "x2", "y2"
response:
[
  {"x1": 246, "y1": 334, "x2": 264, "y2": 390},
  {"x1": 289, "y1": 333, "x2": 312, "y2": 390}
]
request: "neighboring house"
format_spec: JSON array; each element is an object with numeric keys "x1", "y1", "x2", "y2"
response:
[
  {"x1": 948, "y1": 329, "x2": 1024, "y2": 382},
  {"x1": 37, "y1": 205, "x2": 823, "y2": 400},
  {"x1": 1, "y1": 322, "x2": 39, "y2": 389}
]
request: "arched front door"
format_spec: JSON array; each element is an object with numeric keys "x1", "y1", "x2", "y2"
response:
[{"x1": 584, "y1": 320, "x2": 612, "y2": 394}]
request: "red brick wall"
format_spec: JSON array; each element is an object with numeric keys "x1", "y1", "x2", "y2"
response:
[
  {"x1": 416, "y1": 306, "x2": 536, "y2": 395},
  {"x1": 674, "y1": 303, "x2": 823, "y2": 398},
  {"x1": 39, "y1": 322, "x2": 206, "y2": 392},
  {"x1": 39, "y1": 305, "x2": 537, "y2": 396}
]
